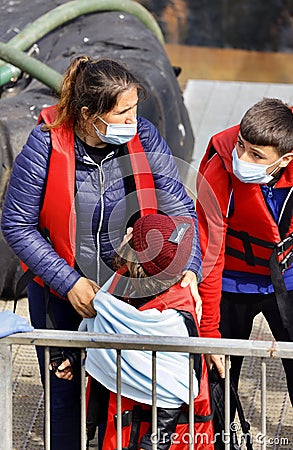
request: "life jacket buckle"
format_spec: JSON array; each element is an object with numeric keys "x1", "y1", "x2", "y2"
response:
[
  {"x1": 114, "y1": 410, "x2": 133, "y2": 429},
  {"x1": 276, "y1": 233, "x2": 293, "y2": 255},
  {"x1": 279, "y1": 250, "x2": 293, "y2": 273}
]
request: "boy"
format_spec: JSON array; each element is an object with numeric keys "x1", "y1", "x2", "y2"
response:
[{"x1": 196, "y1": 97, "x2": 293, "y2": 406}]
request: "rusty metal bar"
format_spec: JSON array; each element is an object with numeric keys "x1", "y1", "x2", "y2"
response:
[
  {"x1": 152, "y1": 351, "x2": 157, "y2": 450},
  {"x1": 0, "y1": 332, "x2": 292, "y2": 449},
  {"x1": 44, "y1": 346, "x2": 50, "y2": 450},
  {"x1": 261, "y1": 358, "x2": 267, "y2": 450},
  {"x1": 81, "y1": 349, "x2": 87, "y2": 450},
  {"x1": 116, "y1": 349, "x2": 122, "y2": 450},
  {"x1": 189, "y1": 354, "x2": 195, "y2": 450},
  {"x1": 3, "y1": 331, "x2": 292, "y2": 359},
  {"x1": 224, "y1": 355, "x2": 230, "y2": 450}
]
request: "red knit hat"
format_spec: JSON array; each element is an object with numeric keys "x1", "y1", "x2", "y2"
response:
[{"x1": 132, "y1": 214, "x2": 194, "y2": 279}]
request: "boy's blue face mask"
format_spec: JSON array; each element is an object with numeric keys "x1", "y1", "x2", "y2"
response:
[
  {"x1": 232, "y1": 147, "x2": 283, "y2": 184},
  {"x1": 93, "y1": 117, "x2": 137, "y2": 146}
]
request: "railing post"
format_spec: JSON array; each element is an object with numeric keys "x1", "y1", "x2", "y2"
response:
[
  {"x1": 152, "y1": 351, "x2": 157, "y2": 450},
  {"x1": 116, "y1": 349, "x2": 122, "y2": 450},
  {"x1": 224, "y1": 355, "x2": 230, "y2": 450},
  {"x1": 261, "y1": 358, "x2": 267, "y2": 450},
  {"x1": 0, "y1": 342, "x2": 13, "y2": 450},
  {"x1": 81, "y1": 349, "x2": 87, "y2": 450},
  {"x1": 44, "y1": 346, "x2": 51, "y2": 450},
  {"x1": 189, "y1": 354, "x2": 194, "y2": 450}
]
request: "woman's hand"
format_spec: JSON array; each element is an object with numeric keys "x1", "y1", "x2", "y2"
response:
[
  {"x1": 180, "y1": 270, "x2": 202, "y2": 324},
  {"x1": 67, "y1": 277, "x2": 99, "y2": 318},
  {"x1": 205, "y1": 354, "x2": 226, "y2": 378},
  {"x1": 50, "y1": 358, "x2": 74, "y2": 381}
]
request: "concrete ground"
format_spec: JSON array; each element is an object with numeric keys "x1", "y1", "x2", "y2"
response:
[{"x1": 1, "y1": 78, "x2": 293, "y2": 450}]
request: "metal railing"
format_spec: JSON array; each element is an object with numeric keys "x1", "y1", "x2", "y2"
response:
[{"x1": 0, "y1": 330, "x2": 292, "y2": 450}]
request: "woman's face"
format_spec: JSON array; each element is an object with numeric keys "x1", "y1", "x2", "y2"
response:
[{"x1": 97, "y1": 86, "x2": 138, "y2": 133}]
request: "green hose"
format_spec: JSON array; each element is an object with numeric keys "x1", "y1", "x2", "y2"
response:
[
  {"x1": 0, "y1": 64, "x2": 22, "y2": 85},
  {"x1": 0, "y1": 0, "x2": 164, "y2": 89},
  {"x1": 0, "y1": 42, "x2": 62, "y2": 92}
]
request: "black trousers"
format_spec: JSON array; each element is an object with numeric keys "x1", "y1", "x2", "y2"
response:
[{"x1": 219, "y1": 291, "x2": 293, "y2": 407}]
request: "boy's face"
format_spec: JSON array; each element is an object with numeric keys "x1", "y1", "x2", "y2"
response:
[{"x1": 236, "y1": 134, "x2": 293, "y2": 174}]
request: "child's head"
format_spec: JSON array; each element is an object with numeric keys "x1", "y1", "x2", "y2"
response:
[
  {"x1": 240, "y1": 98, "x2": 293, "y2": 157},
  {"x1": 115, "y1": 214, "x2": 194, "y2": 298}
]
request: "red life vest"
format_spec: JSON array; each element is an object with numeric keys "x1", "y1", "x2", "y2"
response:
[
  {"x1": 101, "y1": 275, "x2": 214, "y2": 450},
  {"x1": 199, "y1": 125, "x2": 293, "y2": 276},
  {"x1": 21, "y1": 105, "x2": 158, "y2": 296}
]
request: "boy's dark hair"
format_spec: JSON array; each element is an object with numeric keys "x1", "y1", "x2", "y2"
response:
[{"x1": 240, "y1": 97, "x2": 293, "y2": 156}]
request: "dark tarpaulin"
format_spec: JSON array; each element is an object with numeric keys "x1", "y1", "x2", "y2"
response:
[{"x1": 0, "y1": 2, "x2": 194, "y2": 297}]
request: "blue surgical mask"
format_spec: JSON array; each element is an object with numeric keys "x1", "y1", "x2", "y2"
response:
[
  {"x1": 232, "y1": 147, "x2": 282, "y2": 184},
  {"x1": 93, "y1": 117, "x2": 137, "y2": 146}
]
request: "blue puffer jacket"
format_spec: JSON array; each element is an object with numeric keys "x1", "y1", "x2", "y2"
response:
[{"x1": 1, "y1": 116, "x2": 201, "y2": 298}]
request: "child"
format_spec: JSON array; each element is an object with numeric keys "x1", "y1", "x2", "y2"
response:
[
  {"x1": 57, "y1": 214, "x2": 214, "y2": 449},
  {"x1": 196, "y1": 97, "x2": 293, "y2": 407}
]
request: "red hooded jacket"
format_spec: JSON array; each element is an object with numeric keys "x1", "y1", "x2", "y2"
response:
[{"x1": 196, "y1": 125, "x2": 293, "y2": 338}]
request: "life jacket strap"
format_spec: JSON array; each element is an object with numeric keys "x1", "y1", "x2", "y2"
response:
[
  {"x1": 114, "y1": 405, "x2": 145, "y2": 450},
  {"x1": 269, "y1": 248, "x2": 293, "y2": 333},
  {"x1": 279, "y1": 250, "x2": 293, "y2": 272},
  {"x1": 226, "y1": 228, "x2": 274, "y2": 267},
  {"x1": 225, "y1": 246, "x2": 270, "y2": 268},
  {"x1": 226, "y1": 228, "x2": 293, "y2": 271},
  {"x1": 127, "y1": 134, "x2": 157, "y2": 217},
  {"x1": 276, "y1": 232, "x2": 293, "y2": 273},
  {"x1": 227, "y1": 228, "x2": 275, "y2": 249},
  {"x1": 276, "y1": 232, "x2": 293, "y2": 254},
  {"x1": 114, "y1": 404, "x2": 214, "y2": 430}
]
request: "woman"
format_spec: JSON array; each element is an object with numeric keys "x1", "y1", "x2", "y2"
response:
[{"x1": 1, "y1": 56, "x2": 202, "y2": 450}]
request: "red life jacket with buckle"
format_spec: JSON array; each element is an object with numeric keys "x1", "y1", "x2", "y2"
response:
[
  {"x1": 20, "y1": 105, "x2": 158, "y2": 296},
  {"x1": 100, "y1": 272, "x2": 214, "y2": 450},
  {"x1": 199, "y1": 124, "x2": 293, "y2": 276}
]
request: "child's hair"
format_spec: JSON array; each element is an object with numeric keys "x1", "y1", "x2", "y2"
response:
[
  {"x1": 240, "y1": 97, "x2": 293, "y2": 156},
  {"x1": 113, "y1": 238, "x2": 183, "y2": 298},
  {"x1": 114, "y1": 214, "x2": 194, "y2": 299}
]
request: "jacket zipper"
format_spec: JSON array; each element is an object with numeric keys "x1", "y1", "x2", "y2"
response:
[
  {"x1": 80, "y1": 150, "x2": 114, "y2": 283},
  {"x1": 95, "y1": 153, "x2": 114, "y2": 283}
]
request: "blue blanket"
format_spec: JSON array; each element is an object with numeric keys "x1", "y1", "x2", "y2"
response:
[
  {"x1": 81, "y1": 277, "x2": 198, "y2": 408},
  {"x1": 0, "y1": 310, "x2": 34, "y2": 338}
]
